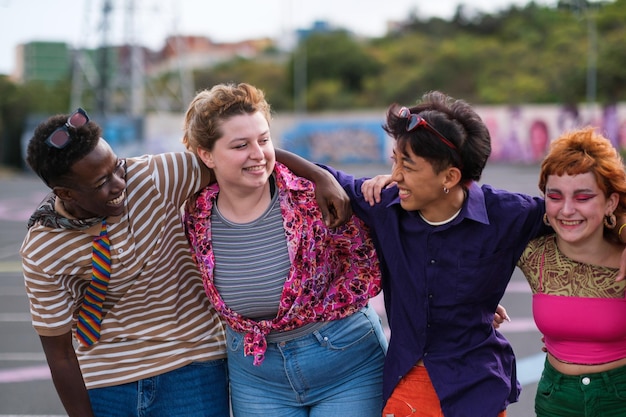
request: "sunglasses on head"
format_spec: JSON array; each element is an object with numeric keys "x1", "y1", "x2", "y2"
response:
[
  {"x1": 45, "y1": 108, "x2": 90, "y2": 149},
  {"x1": 398, "y1": 107, "x2": 459, "y2": 151}
]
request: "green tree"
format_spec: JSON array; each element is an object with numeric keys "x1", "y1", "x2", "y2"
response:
[
  {"x1": 288, "y1": 32, "x2": 382, "y2": 110},
  {"x1": 194, "y1": 56, "x2": 290, "y2": 110},
  {"x1": 0, "y1": 76, "x2": 31, "y2": 167},
  {"x1": 595, "y1": 0, "x2": 626, "y2": 102}
]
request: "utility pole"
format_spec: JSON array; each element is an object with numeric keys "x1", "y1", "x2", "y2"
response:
[
  {"x1": 72, "y1": 0, "x2": 195, "y2": 115},
  {"x1": 294, "y1": 43, "x2": 307, "y2": 115},
  {"x1": 126, "y1": 0, "x2": 145, "y2": 116},
  {"x1": 97, "y1": 0, "x2": 113, "y2": 116},
  {"x1": 71, "y1": 0, "x2": 99, "y2": 111}
]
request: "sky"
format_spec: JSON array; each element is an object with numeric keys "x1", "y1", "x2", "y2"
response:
[{"x1": 0, "y1": 0, "x2": 554, "y2": 75}]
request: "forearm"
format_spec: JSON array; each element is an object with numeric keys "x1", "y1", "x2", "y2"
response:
[
  {"x1": 50, "y1": 361, "x2": 94, "y2": 417},
  {"x1": 40, "y1": 334, "x2": 95, "y2": 417},
  {"x1": 275, "y1": 148, "x2": 352, "y2": 227},
  {"x1": 275, "y1": 148, "x2": 333, "y2": 184}
]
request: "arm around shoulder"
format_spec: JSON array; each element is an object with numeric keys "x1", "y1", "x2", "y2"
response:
[
  {"x1": 275, "y1": 148, "x2": 330, "y2": 184},
  {"x1": 275, "y1": 148, "x2": 351, "y2": 228}
]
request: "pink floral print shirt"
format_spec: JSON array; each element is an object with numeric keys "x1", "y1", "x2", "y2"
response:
[{"x1": 183, "y1": 163, "x2": 381, "y2": 365}]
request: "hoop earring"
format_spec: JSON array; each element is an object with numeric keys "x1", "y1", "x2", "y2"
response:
[
  {"x1": 543, "y1": 213, "x2": 550, "y2": 226},
  {"x1": 604, "y1": 213, "x2": 617, "y2": 229},
  {"x1": 443, "y1": 186, "x2": 449, "y2": 194}
]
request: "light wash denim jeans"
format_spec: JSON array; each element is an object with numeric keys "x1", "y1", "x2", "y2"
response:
[
  {"x1": 227, "y1": 304, "x2": 388, "y2": 417},
  {"x1": 88, "y1": 359, "x2": 229, "y2": 417}
]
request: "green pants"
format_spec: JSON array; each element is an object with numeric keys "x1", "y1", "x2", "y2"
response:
[{"x1": 535, "y1": 358, "x2": 626, "y2": 417}]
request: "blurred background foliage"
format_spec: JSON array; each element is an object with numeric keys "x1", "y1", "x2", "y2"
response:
[{"x1": 1, "y1": 0, "x2": 626, "y2": 167}]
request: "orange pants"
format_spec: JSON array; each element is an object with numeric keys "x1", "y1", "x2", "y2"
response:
[{"x1": 382, "y1": 366, "x2": 507, "y2": 417}]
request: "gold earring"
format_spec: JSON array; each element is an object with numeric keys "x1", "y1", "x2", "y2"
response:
[
  {"x1": 604, "y1": 213, "x2": 617, "y2": 229},
  {"x1": 543, "y1": 213, "x2": 550, "y2": 226}
]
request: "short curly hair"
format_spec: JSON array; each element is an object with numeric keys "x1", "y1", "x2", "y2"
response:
[
  {"x1": 182, "y1": 82, "x2": 271, "y2": 154},
  {"x1": 26, "y1": 112, "x2": 102, "y2": 187},
  {"x1": 383, "y1": 90, "x2": 491, "y2": 184},
  {"x1": 538, "y1": 126, "x2": 626, "y2": 243},
  {"x1": 539, "y1": 126, "x2": 626, "y2": 222}
]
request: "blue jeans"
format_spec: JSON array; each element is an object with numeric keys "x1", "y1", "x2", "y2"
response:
[
  {"x1": 88, "y1": 359, "x2": 229, "y2": 417},
  {"x1": 227, "y1": 304, "x2": 388, "y2": 417}
]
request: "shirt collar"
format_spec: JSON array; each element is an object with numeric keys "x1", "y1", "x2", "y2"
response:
[
  {"x1": 191, "y1": 162, "x2": 302, "y2": 221},
  {"x1": 463, "y1": 181, "x2": 490, "y2": 225},
  {"x1": 386, "y1": 181, "x2": 490, "y2": 225}
]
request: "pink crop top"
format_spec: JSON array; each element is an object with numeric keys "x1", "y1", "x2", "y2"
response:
[
  {"x1": 533, "y1": 293, "x2": 626, "y2": 364},
  {"x1": 528, "y1": 236, "x2": 626, "y2": 365}
]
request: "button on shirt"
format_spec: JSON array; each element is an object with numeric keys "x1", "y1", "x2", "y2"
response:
[{"x1": 322, "y1": 165, "x2": 548, "y2": 417}]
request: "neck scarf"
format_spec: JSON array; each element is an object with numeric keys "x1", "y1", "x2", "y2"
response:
[{"x1": 27, "y1": 193, "x2": 104, "y2": 230}]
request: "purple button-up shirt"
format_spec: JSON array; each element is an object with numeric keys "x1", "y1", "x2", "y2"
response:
[{"x1": 323, "y1": 165, "x2": 547, "y2": 417}]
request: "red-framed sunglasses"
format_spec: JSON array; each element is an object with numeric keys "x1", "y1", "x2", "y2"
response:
[
  {"x1": 45, "y1": 108, "x2": 90, "y2": 149},
  {"x1": 398, "y1": 107, "x2": 458, "y2": 151}
]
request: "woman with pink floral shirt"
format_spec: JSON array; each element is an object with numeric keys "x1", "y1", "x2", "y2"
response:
[{"x1": 182, "y1": 82, "x2": 387, "y2": 417}]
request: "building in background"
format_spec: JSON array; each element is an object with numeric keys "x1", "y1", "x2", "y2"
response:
[{"x1": 14, "y1": 42, "x2": 71, "y2": 86}]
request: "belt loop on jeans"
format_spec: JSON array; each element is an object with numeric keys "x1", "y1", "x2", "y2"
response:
[
  {"x1": 312, "y1": 330, "x2": 327, "y2": 346},
  {"x1": 602, "y1": 372, "x2": 614, "y2": 394},
  {"x1": 551, "y1": 366, "x2": 563, "y2": 390}
]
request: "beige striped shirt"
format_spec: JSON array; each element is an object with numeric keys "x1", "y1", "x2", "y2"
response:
[{"x1": 21, "y1": 152, "x2": 226, "y2": 389}]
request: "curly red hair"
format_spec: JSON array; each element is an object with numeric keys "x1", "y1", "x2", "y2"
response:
[{"x1": 539, "y1": 126, "x2": 626, "y2": 227}]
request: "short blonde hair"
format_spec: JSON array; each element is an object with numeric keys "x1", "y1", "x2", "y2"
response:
[{"x1": 182, "y1": 83, "x2": 271, "y2": 154}]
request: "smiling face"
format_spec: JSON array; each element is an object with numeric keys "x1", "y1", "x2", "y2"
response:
[
  {"x1": 197, "y1": 111, "x2": 275, "y2": 195},
  {"x1": 54, "y1": 139, "x2": 127, "y2": 219},
  {"x1": 544, "y1": 171, "x2": 618, "y2": 247},
  {"x1": 390, "y1": 141, "x2": 454, "y2": 219}
]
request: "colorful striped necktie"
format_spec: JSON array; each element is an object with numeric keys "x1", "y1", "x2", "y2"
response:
[{"x1": 76, "y1": 220, "x2": 111, "y2": 347}]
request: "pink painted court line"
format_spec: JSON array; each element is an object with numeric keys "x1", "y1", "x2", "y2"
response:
[{"x1": 0, "y1": 365, "x2": 51, "y2": 383}]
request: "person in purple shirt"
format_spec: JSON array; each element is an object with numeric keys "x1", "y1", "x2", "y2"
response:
[
  {"x1": 278, "y1": 90, "x2": 549, "y2": 417},
  {"x1": 278, "y1": 91, "x2": 626, "y2": 417}
]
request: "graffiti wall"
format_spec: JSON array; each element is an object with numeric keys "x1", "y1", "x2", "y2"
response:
[
  {"x1": 281, "y1": 120, "x2": 388, "y2": 164},
  {"x1": 478, "y1": 103, "x2": 626, "y2": 163},
  {"x1": 277, "y1": 103, "x2": 626, "y2": 165},
  {"x1": 90, "y1": 103, "x2": 626, "y2": 167}
]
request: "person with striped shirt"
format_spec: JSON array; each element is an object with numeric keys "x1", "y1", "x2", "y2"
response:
[
  {"x1": 21, "y1": 108, "x2": 353, "y2": 417},
  {"x1": 182, "y1": 83, "x2": 387, "y2": 417}
]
